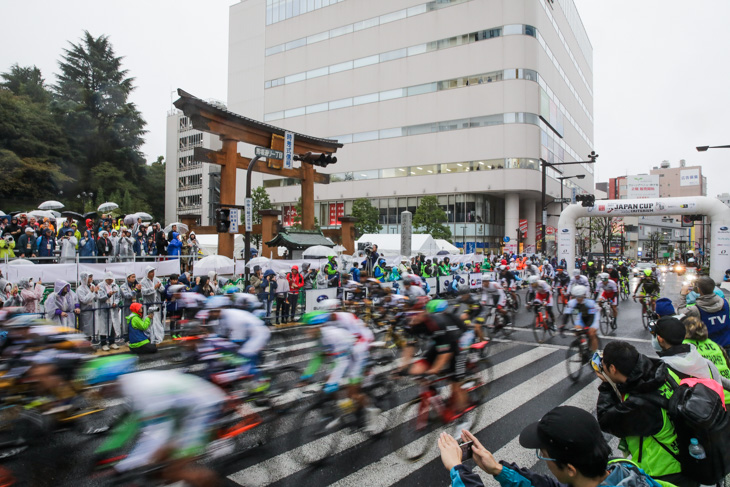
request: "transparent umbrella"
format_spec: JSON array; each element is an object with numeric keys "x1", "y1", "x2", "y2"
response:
[
  {"x1": 27, "y1": 210, "x2": 56, "y2": 220},
  {"x1": 97, "y1": 202, "x2": 119, "y2": 213},
  {"x1": 38, "y1": 200, "x2": 64, "y2": 210},
  {"x1": 302, "y1": 245, "x2": 336, "y2": 258},
  {"x1": 133, "y1": 212, "x2": 153, "y2": 221},
  {"x1": 193, "y1": 255, "x2": 236, "y2": 276},
  {"x1": 164, "y1": 222, "x2": 189, "y2": 234},
  {"x1": 8, "y1": 259, "x2": 35, "y2": 266}
]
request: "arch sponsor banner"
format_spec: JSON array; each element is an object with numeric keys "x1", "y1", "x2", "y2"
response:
[{"x1": 589, "y1": 200, "x2": 697, "y2": 216}]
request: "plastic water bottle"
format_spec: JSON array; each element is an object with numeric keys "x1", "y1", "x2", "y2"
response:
[{"x1": 688, "y1": 438, "x2": 706, "y2": 460}]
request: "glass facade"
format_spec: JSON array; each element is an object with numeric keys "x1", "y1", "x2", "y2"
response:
[
  {"x1": 266, "y1": 0, "x2": 345, "y2": 26},
  {"x1": 265, "y1": 0, "x2": 471, "y2": 56}
]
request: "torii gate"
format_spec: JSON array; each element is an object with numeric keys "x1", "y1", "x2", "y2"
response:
[
  {"x1": 173, "y1": 89, "x2": 343, "y2": 258},
  {"x1": 558, "y1": 196, "x2": 730, "y2": 283}
]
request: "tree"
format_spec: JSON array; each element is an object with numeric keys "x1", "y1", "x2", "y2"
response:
[
  {"x1": 413, "y1": 195, "x2": 452, "y2": 241},
  {"x1": 351, "y1": 198, "x2": 382, "y2": 237},
  {"x1": 0, "y1": 85, "x2": 72, "y2": 207},
  {"x1": 590, "y1": 217, "x2": 623, "y2": 262},
  {"x1": 1, "y1": 64, "x2": 50, "y2": 104},
  {"x1": 251, "y1": 186, "x2": 273, "y2": 247},
  {"x1": 53, "y1": 31, "x2": 147, "y2": 195},
  {"x1": 647, "y1": 231, "x2": 664, "y2": 261}
]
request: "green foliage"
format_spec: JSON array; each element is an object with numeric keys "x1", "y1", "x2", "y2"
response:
[
  {"x1": 1, "y1": 64, "x2": 50, "y2": 104},
  {"x1": 413, "y1": 195, "x2": 452, "y2": 241},
  {"x1": 251, "y1": 186, "x2": 273, "y2": 247},
  {"x1": 351, "y1": 198, "x2": 382, "y2": 237}
]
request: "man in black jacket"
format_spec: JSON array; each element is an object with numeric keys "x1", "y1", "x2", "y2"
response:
[
  {"x1": 595, "y1": 341, "x2": 696, "y2": 487},
  {"x1": 154, "y1": 223, "x2": 167, "y2": 257}
]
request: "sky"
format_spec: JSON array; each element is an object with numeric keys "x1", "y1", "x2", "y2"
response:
[{"x1": 1, "y1": 1, "x2": 729, "y2": 196}]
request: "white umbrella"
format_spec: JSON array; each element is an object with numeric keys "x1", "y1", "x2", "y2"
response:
[
  {"x1": 277, "y1": 246, "x2": 288, "y2": 255},
  {"x1": 0, "y1": 211, "x2": 5, "y2": 216},
  {"x1": 133, "y1": 212, "x2": 153, "y2": 221},
  {"x1": 302, "y1": 245, "x2": 336, "y2": 258},
  {"x1": 164, "y1": 222, "x2": 189, "y2": 234},
  {"x1": 97, "y1": 202, "x2": 119, "y2": 213},
  {"x1": 38, "y1": 200, "x2": 64, "y2": 210},
  {"x1": 8, "y1": 259, "x2": 35, "y2": 266},
  {"x1": 123, "y1": 215, "x2": 136, "y2": 226},
  {"x1": 333, "y1": 245, "x2": 347, "y2": 253},
  {"x1": 27, "y1": 210, "x2": 56, "y2": 220},
  {"x1": 193, "y1": 255, "x2": 235, "y2": 276},
  {"x1": 246, "y1": 256, "x2": 271, "y2": 268}
]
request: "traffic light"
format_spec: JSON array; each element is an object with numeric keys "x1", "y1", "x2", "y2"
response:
[
  {"x1": 575, "y1": 194, "x2": 595, "y2": 207},
  {"x1": 294, "y1": 151, "x2": 337, "y2": 168},
  {"x1": 216, "y1": 208, "x2": 231, "y2": 233}
]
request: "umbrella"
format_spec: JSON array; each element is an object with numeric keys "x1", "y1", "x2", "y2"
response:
[
  {"x1": 193, "y1": 255, "x2": 235, "y2": 276},
  {"x1": 124, "y1": 215, "x2": 135, "y2": 226},
  {"x1": 61, "y1": 211, "x2": 83, "y2": 220},
  {"x1": 133, "y1": 212, "x2": 153, "y2": 221},
  {"x1": 333, "y1": 245, "x2": 347, "y2": 253},
  {"x1": 302, "y1": 245, "x2": 336, "y2": 258},
  {"x1": 83, "y1": 211, "x2": 97, "y2": 220},
  {"x1": 8, "y1": 259, "x2": 35, "y2": 266},
  {"x1": 9, "y1": 211, "x2": 22, "y2": 216},
  {"x1": 277, "y1": 246, "x2": 288, "y2": 255},
  {"x1": 27, "y1": 210, "x2": 56, "y2": 220},
  {"x1": 97, "y1": 202, "x2": 119, "y2": 213},
  {"x1": 246, "y1": 256, "x2": 270, "y2": 268},
  {"x1": 437, "y1": 250, "x2": 450, "y2": 255},
  {"x1": 38, "y1": 200, "x2": 64, "y2": 210},
  {"x1": 0, "y1": 211, "x2": 4, "y2": 216},
  {"x1": 164, "y1": 222, "x2": 189, "y2": 234}
]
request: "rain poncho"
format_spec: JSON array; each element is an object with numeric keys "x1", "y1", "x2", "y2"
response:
[
  {"x1": 0, "y1": 238, "x2": 16, "y2": 259},
  {"x1": 167, "y1": 232, "x2": 182, "y2": 258},
  {"x1": 118, "y1": 233, "x2": 135, "y2": 261},
  {"x1": 44, "y1": 280, "x2": 78, "y2": 328},
  {"x1": 19, "y1": 278, "x2": 44, "y2": 314},
  {"x1": 109, "y1": 233, "x2": 120, "y2": 261},
  {"x1": 79, "y1": 229, "x2": 97, "y2": 262},
  {"x1": 140, "y1": 266, "x2": 164, "y2": 343},
  {"x1": 77, "y1": 272, "x2": 97, "y2": 336},
  {"x1": 97, "y1": 272, "x2": 121, "y2": 339},
  {"x1": 59, "y1": 233, "x2": 78, "y2": 263}
]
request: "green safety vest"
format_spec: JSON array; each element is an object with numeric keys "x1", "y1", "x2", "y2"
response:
[
  {"x1": 621, "y1": 369, "x2": 682, "y2": 479},
  {"x1": 684, "y1": 338, "x2": 730, "y2": 404}
]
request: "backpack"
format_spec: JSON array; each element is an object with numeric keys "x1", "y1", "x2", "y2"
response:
[{"x1": 641, "y1": 377, "x2": 730, "y2": 485}]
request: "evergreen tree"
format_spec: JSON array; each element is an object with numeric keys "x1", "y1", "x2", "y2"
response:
[
  {"x1": 53, "y1": 31, "x2": 147, "y2": 194},
  {"x1": 1, "y1": 64, "x2": 50, "y2": 104},
  {"x1": 413, "y1": 195, "x2": 452, "y2": 241},
  {"x1": 251, "y1": 186, "x2": 273, "y2": 247}
]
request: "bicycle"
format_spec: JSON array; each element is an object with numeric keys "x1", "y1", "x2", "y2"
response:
[
  {"x1": 529, "y1": 300, "x2": 554, "y2": 344},
  {"x1": 619, "y1": 277, "x2": 630, "y2": 301},
  {"x1": 505, "y1": 288, "x2": 521, "y2": 312},
  {"x1": 291, "y1": 365, "x2": 396, "y2": 466},
  {"x1": 483, "y1": 305, "x2": 514, "y2": 340},
  {"x1": 392, "y1": 349, "x2": 491, "y2": 462},
  {"x1": 634, "y1": 295, "x2": 658, "y2": 331},
  {"x1": 554, "y1": 286, "x2": 569, "y2": 314},
  {"x1": 565, "y1": 327, "x2": 596, "y2": 382},
  {"x1": 597, "y1": 299, "x2": 617, "y2": 336}
]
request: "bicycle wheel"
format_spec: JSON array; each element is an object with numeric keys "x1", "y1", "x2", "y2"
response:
[
  {"x1": 500, "y1": 311, "x2": 515, "y2": 338},
  {"x1": 393, "y1": 398, "x2": 436, "y2": 462},
  {"x1": 619, "y1": 282, "x2": 628, "y2": 301},
  {"x1": 362, "y1": 375, "x2": 396, "y2": 438},
  {"x1": 513, "y1": 292, "x2": 522, "y2": 309},
  {"x1": 641, "y1": 309, "x2": 650, "y2": 331},
  {"x1": 599, "y1": 310, "x2": 611, "y2": 336},
  {"x1": 533, "y1": 314, "x2": 548, "y2": 344},
  {"x1": 556, "y1": 293, "x2": 565, "y2": 314},
  {"x1": 291, "y1": 399, "x2": 343, "y2": 466},
  {"x1": 266, "y1": 366, "x2": 302, "y2": 414},
  {"x1": 465, "y1": 356, "x2": 493, "y2": 400},
  {"x1": 565, "y1": 338, "x2": 585, "y2": 382}
]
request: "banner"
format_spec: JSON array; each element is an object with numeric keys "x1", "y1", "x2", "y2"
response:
[
  {"x1": 680, "y1": 168, "x2": 700, "y2": 187},
  {"x1": 626, "y1": 175, "x2": 659, "y2": 199},
  {"x1": 519, "y1": 219, "x2": 528, "y2": 236},
  {"x1": 0, "y1": 259, "x2": 181, "y2": 284}
]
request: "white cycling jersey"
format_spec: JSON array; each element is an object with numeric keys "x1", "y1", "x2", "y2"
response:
[{"x1": 216, "y1": 308, "x2": 271, "y2": 357}]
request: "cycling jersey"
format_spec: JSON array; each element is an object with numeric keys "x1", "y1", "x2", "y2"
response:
[
  {"x1": 500, "y1": 270, "x2": 517, "y2": 289},
  {"x1": 412, "y1": 313, "x2": 466, "y2": 379},
  {"x1": 567, "y1": 275, "x2": 590, "y2": 295},
  {"x1": 608, "y1": 269, "x2": 620, "y2": 283},
  {"x1": 481, "y1": 281, "x2": 506, "y2": 308},
  {"x1": 525, "y1": 265, "x2": 540, "y2": 277},
  {"x1": 635, "y1": 276, "x2": 660, "y2": 296},
  {"x1": 596, "y1": 280, "x2": 618, "y2": 305},
  {"x1": 215, "y1": 308, "x2": 271, "y2": 358},
  {"x1": 541, "y1": 264, "x2": 554, "y2": 280},
  {"x1": 532, "y1": 280, "x2": 553, "y2": 307},
  {"x1": 554, "y1": 272, "x2": 570, "y2": 288},
  {"x1": 564, "y1": 298, "x2": 600, "y2": 330}
]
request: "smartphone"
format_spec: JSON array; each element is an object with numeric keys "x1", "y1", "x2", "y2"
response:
[
  {"x1": 591, "y1": 351, "x2": 603, "y2": 374},
  {"x1": 459, "y1": 440, "x2": 474, "y2": 461}
]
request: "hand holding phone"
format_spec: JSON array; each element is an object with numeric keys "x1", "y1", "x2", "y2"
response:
[{"x1": 459, "y1": 440, "x2": 474, "y2": 461}]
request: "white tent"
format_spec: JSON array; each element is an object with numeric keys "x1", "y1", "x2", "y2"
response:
[
  {"x1": 356, "y1": 234, "x2": 441, "y2": 257},
  {"x1": 195, "y1": 234, "x2": 246, "y2": 258},
  {"x1": 434, "y1": 239, "x2": 460, "y2": 255}
]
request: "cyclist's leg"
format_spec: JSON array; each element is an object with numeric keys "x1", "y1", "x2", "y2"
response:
[
  {"x1": 164, "y1": 404, "x2": 222, "y2": 487},
  {"x1": 587, "y1": 327, "x2": 599, "y2": 352}
]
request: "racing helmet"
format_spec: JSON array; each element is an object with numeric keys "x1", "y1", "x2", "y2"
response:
[
  {"x1": 571, "y1": 269, "x2": 581, "y2": 277},
  {"x1": 425, "y1": 299, "x2": 449, "y2": 313},
  {"x1": 316, "y1": 298, "x2": 341, "y2": 311},
  {"x1": 527, "y1": 276, "x2": 539, "y2": 285},
  {"x1": 643, "y1": 269, "x2": 652, "y2": 277},
  {"x1": 570, "y1": 285, "x2": 588, "y2": 298},
  {"x1": 600, "y1": 273, "x2": 609, "y2": 281},
  {"x1": 606, "y1": 264, "x2": 614, "y2": 269}
]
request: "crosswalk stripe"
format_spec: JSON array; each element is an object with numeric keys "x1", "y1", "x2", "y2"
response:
[
  {"x1": 226, "y1": 346, "x2": 555, "y2": 486},
  {"x1": 327, "y1": 353, "x2": 576, "y2": 487}
]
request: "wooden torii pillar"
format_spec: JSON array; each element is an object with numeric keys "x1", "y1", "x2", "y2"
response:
[{"x1": 174, "y1": 89, "x2": 343, "y2": 258}]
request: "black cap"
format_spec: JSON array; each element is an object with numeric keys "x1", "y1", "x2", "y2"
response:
[
  {"x1": 655, "y1": 316, "x2": 686, "y2": 346},
  {"x1": 519, "y1": 406, "x2": 602, "y2": 459}
]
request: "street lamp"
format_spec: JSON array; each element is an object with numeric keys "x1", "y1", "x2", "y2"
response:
[
  {"x1": 557, "y1": 174, "x2": 586, "y2": 212},
  {"x1": 696, "y1": 144, "x2": 730, "y2": 152},
  {"x1": 76, "y1": 191, "x2": 94, "y2": 212},
  {"x1": 540, "y1": 152, "x2": 598, "y2": 255}
]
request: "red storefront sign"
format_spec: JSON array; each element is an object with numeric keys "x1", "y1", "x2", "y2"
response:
[
  {"x1": 329, "y1": 202, "x2": 344, "y2": 225},
  {"x1": 519, "y1": 219, "x2": 528, "y2": 237}
]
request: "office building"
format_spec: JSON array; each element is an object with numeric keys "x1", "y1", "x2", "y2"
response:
[{"x1": 228, "y1": 0, "x2": 595, "y2": 253}]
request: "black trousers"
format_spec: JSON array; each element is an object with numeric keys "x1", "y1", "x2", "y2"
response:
[
  {"x1": 275, "y1": 296, "x2": 289, "y2": 323},
  {"x1": 129, "y1": 342, "x2": 157, "y2": 354}
]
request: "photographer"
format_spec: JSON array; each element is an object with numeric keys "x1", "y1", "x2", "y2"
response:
[
  {"x1": 439, "y1": 406, "x2": 660, "y2": 487},
  {"x1": 0, "y1": 234, "x2": 15, "y2": 259},
  {"x1": 59, "y1": 227, "x2": 77, "y2": 263},
  {"x1": 126, "y1": 302, "x2": 157, "y2": 354}
]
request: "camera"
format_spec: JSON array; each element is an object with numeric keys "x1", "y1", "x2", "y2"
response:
[{"x1": 147, "y1": 305, "x2": 160, "y2": 313}]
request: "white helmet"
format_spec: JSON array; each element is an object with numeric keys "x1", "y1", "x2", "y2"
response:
[
  {"x1": 316, "y1": 298, "x2": 341, "y2": 311},
  {"x1": 600, "y1": 273, "x2": 609, "y2": 280},
  {"x1": 606, "y1": 264, "x2": 614, "y2": 269},
  {"x1": 571, "y1": 269, "x2": 581, "y2": 277},
  {"x1": 688, "y1": 258, "x2": 695, "y2": 263},
  {"x1": 571, "y1": 285, "x2": 587, "y2": 298},
  {"x1": 543, "y1": 260, "x2": 549, "y2": 265},
  {"x1": 527, "y1": 276, "x2": 539, "y2": 285}
]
